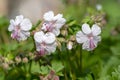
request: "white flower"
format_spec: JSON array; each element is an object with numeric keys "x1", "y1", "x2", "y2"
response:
[
  {"x1": 41, "y1": 11, "x2": 66, "y2": 36},
  {"x1": 76, "y1": 23, "x2": 101, "y2": 51},
  {"x1": 34, "y1": 31, "x2": 56, "y2": 56},
  {"x1": 8, "y1": 15, "x2": 32, "y2": 41}
]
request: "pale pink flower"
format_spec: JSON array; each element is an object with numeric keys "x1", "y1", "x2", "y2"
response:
[
  {"x1": 41, "y1": 11, "x2": 66, "y2": 36},
  {"x1": 34, "y1": 31, "x2": 56, "y2": 56},
  {"x1": 8, "y1": 15, "x2": 32, "y2": 41},
  {"x1": 76, "y1": 23, "x2": 101, "y2": 51}
]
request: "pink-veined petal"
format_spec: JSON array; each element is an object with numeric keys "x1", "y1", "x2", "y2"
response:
[
  {"x1": 82, "y1": 23, "x2": 91, "y2": 34},
  {"x1": 55, "y1": 18, "x2": 66, "y2": 29},
  {"x1": 16, "y1": 31, "x2": 29, "y2": 41},
  {"x1": 52, "y1": 28, "x2": 60, "y2": 36},
  {"x1": 46, "y1": 42, "x2": 57, "y2": 54},
  {"x1": 82, "y1": 40, "x2": 92, "y2": 51},
  {"x1": 8, "y1": 20, "x2": 15, "y2": 31},
  {"x1": 34, "y1": 31, "x2": 45, "y2": 43},
  {"x1": 43, "y1": 11, "x2": 54, "y2": 21},
  {"x1": 44, "y1": 32, "x2": 56, "y2": 44},
  {"x1": 76, "y1": 31, "x2": 88, "y2": 43},
  {"x1": 20, "y1": 18, "x2": 32, "y2": 31},
  {"x1": 15, "y1": 15, "x2": 24, "y2": 25},
  {"x1": 53, "y1": 14, "x2": 63, "y2": 20},
  {"x1": 35, "y1": 42, "x2": 41, "y2": 51},
  {"x1": 92, "y1": 24, "x2": 101, "y2": 36}
]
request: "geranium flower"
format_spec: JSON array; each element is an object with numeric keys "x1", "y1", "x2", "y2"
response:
[
  {"x1": 34, "y1": 31, "x2": 56, "y2": 56},
  {"x1": 76, "y1": 23, "x2": 101, "y2": 51},
  {"x1": 41, "y1": 11, "x2": 66, "y2": 36},
  {"x1": 8, "y1": 15, "x2": 32, "y2": 41}
]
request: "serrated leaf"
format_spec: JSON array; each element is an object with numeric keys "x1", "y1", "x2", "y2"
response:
[
  {"x1": 51, "y1": 61, "x2": 64, "y2": 73},
  {"x1": 31, "y1": 62, "x2": 41, "y2": 73},
  {"x1": 39, "y1": 66, "x2": 49, "y2": 75}
]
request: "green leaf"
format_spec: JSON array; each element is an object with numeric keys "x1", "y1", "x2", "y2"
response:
[
  {"x1": 31, "y1": 62, "x2": 41, "y2": 73},
  {"x1": 51, "y1": 61, "x2": 64, "y2": 73},
  {"x1": 39, "y1": 66, "x2": 49, "y2": 75}
]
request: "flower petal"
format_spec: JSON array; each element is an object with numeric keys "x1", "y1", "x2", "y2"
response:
[
  {"x1": 52, "y1": 28, "x2": 60, "y2": 36},
  {"x1": 55, "y1": 18, "x2": 66, "y2": 29},
  {"x1": 76, "y1": 31, "x2": 88, "y2": 43},
  {"x1": 43, "y1": 11, "x2": 54, "y2": 21},
  {"x1": 82, "y1": 40, "x2": 93, "y2": 51},
  {"x1": 20, "y1": 18, "x2": 32, "y2": 31},
  {"x1": 91, "y1": 24, "x2": 101, "y2": 36},
  {"x1": 35, "y1": 42, "x2": 41, "y2": 51},
  {"x1": 8, "y1": 20, "x2": 15, "y2": 31},
  {"x1": 34, "y1": 31, "x2": 45, "y2": 43},
  {"x1": 17, "y1": 31, "x2": 30, "y2": 41},
  {"x1": 53, "y1": 14, "x2": 63, "y2": 20},
  {"x1": 82, "y1": 23, "x2": 91, "y2": 34},
  {"x1": 15, "y1": 15, "x2": 24, "y2": 25},
  {"x1": 46, "y1": 42, "x2": 56, "y2": 54},
  {"x1": 44, "y1": 32, "x2": 56, "y2": 44}
]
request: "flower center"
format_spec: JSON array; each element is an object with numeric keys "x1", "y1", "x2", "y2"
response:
[
  {"x1": 89, "y1": 37, "x2": 95, "y2": 49},
  {"x1": 87, "y1": 33, "x2": 96, "y2": 50},
  {"x1": 45, "y1": 20, "x2": 57, "y2": 32},
  {"x1": 39, "y1": 42, "x2": 46, "y2": 56},
  {"x1": 87, "y1": 33, "x2": 93, "y2": 39},
  {"x1": 11, "y1": 25, "x2": 20, "y2": 39}
]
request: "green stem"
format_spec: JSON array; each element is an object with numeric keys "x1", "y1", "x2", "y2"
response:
[
  {"x1": 80, "y1": 45, "x2": 82, "y2": 73},
  {"x1": 28, "y1": 61, "x2": 32, "y2": 73},
  {"x1": 58, "y1": 49, "x2": 68, "y2": 80}
]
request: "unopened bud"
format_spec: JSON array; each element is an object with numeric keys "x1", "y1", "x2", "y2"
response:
[
  {"x1": 67, "y1": 41, "x2": 73, "y2": 50},
  {"x1": 61, "y1": 30, "x2": 68, "y2": 36},
  {"x1": 2, "y1": 63, "x2": 9, "y2": 69},
  {"x1": 70, "y1": 35, "x2": 76, "y2": 41},
  {"x1": 22, "y1": 57, "x2": 28, "y2": 63},
  {"x1": 53, "y1": 76, "x2": 59, "y2": 80},
  {"x1": 15, "y1": 57, "x2": 21, "y2": 64}
]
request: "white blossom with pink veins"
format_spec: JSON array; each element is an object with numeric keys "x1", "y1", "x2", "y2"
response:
[
  {"x1": 34, "y1": 31, "x2": 56, "y2": 56},
  {"x1": 41, "y1": 11, "x2": 66, "y2": 36},
  {"x1": 76, "y1": 23, "x2": 101, "y2": 51},
  {"x1": 8, "y1": 15, "x2": 32, "y2": 41}
]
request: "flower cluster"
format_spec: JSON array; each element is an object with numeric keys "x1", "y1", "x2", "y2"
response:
[
  {"x1": 8, "y1": 11, "x2": 102, "y2": 56},
  {"x1": 34, "y1": 11, "x2": 66, "y2": 56},
  {"x1": 8, "y1": 11, "x2": 66, "y2": 56},
  {"x1": 76, "y1": 23, "x2": 101, "y2": 51}
]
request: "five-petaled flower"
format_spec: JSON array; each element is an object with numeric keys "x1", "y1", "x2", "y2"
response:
[
  {"x1": 8, "y1": 15, "x2": 32, "y2": 41},
  {"x1": 76, "y1": 23, "x2": 101, "y2": 51},
  {"x1": 34, "y1": 31, "x2": 56, "y2": 56},
  {"x1": 41, "y1": 11, "x2": 66, "y2": 36}
]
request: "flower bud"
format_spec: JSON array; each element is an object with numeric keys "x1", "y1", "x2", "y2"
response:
[
  {"x1": 2, "y1": 63, "x2": 9, "y2": 69},
  {"x1": 15, "y1": 57, "x2": 21, "y2": 64},
  {"x1": 67, "y1": 41, "x2": 73, "y2": 50},
  {"x1": 70, "y1": 35, "x2": 76, "y2": 41},
  {"x1": 61, "y1": 30, "x2": 68, "y2": 36},
  {"x1": 22, "y1": 57, "x2": 28, "y2": 63}
]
